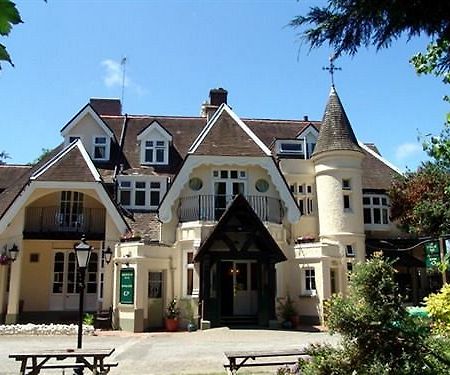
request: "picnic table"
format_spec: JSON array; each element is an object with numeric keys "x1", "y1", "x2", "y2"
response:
[
  {"x1": 224, "y1": 348, "x2": 307, "y2": 374},
  {"x1": 9, "y1": 347, "x2": 118, "y2": 375}
]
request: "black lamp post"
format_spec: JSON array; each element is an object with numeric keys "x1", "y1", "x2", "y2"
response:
[
  {"x1": 8, "y1": 244, "x2": 19, "y2": 262},
  {"x1": 74, "y1": 235, "x2": 92, "y2": 350}
]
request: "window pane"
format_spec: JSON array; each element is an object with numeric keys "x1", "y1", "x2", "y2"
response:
[
  {"x1": 363, "y1": 197, "x2": 370, "y2": 205},
  {"x1": 381, "y1": 197, "x2": 388, "y2": 206},
  {"x1": 343, "y1": 195, "x2": 350, "y2": 209},
  {"x1": 145, "y1": 149, "x2": 153, "y2": 162},
  {"x1": 281, "y1": 143, "x2": 302, "y2": 152},
  {"x1": 364, "y1": 208, "x2": 372, "y2": 223},
  {"x1": 95, "y1": 137, "x2": 106, "y2": 144},
  {"x1": 135, "y1": 191, "x2": 146, "y2": 206},
  {"x1": 220, "y1": 170, "x2": 228, "y2": 178},
  {"x1": 156, "y1": 149, "x2": 164, "y2": 162},
  {"x1": 136, "y1": 181, "x2": 146, "y2": 189},
  {"x1": 94, "y1": 146, "x2": 106, "y2": 159},
  {"x1": 373, "y1": 208, "x2": 381, "y2": 224},
  {"x1": 307, "y1": 185, "x2": 312, "y2": 194},
  {"x1": 145, "y1": 140, "x2": 153, "y2": 147},
  {"x1": 298, "y1": 185, "x2": 304, "y2": 194},
  {"x1": 120, "y1": 191, "x2": 131, "y2": 206},
  {"x1": 298, "y1": 199, "x2": 304, "y2": 215},
  {"x1": 120, "y1": 181, "x2": 131, "y2": 188},
  {"x1": 230, "y1": 170, "x2": 238, "y2": 179},
  {"x1": 150, "y1": 182, "x2": 160, "y2": 188},
  {"x1": 187, "y1": 269, "x2": 193, "y2": 296},
  {"x1": 150, "y1": 191, "x2": 160, "y2": 206},
  {"x1": 382, "y1": 209, "x2": 389, "y2": 224},
  {"x1": 373, "y1": 197, "x2": 380, "y2": 205},
  {"x1": 235, "y1": 263, "x2": 247, "y2": 290}
]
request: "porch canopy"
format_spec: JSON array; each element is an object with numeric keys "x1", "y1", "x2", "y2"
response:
[{"x1": 194, "y1": 194, "x2": 286, "y2": 327}]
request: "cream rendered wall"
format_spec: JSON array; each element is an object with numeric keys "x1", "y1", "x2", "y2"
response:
[
  {"x1": 114, "y1": 242, "x2": 180, "y2": 332},
  {"x1": 64, "y1": 113, "x2": 111, "y2": 160},
  {"x1": 28, "y1": 191, "x2": 104, "y2": 209}
]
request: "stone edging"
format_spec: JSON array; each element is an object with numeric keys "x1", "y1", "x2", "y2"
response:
[{"x1": 0, "y1": 323, "x2": 95, "y2": 335}]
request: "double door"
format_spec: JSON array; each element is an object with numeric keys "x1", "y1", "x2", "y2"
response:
[
  {"x1": 214, "y1": 181, "x2": 245, "y2": 220},
  {"x1": 49, "y1": 251, "x2": 99, "y2": 311},
  {"x1": 221, "y1": 261, "x2": 258, "y2": 316}
]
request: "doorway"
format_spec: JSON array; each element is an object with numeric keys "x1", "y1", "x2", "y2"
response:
[
  {"x1": 214, "y1": 181, "x2": 245, "y2": 220},
  {"x1": 147, "y1": 271, "x2": 165, "y2": 328},
  {"x1": 49, "y1": 250, "x2": 98, "y2": 311},
  {"x1": 220, "y1": 261, "x2": 257, "y2": 316}
]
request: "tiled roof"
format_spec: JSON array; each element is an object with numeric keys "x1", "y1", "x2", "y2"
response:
[
  {"x1": 0, "y1": 165, "x2": 31, "y2": 192},
  {"x1": 192, "y1": 109, "x2": 269, "y2": 157},
  {"x1": 313, "y1": 87, "x2": 362, "y2": 156},
  {"x1": 125, "y1": 212, "x2": 160, "y2": 241},
  {"x1": 361, "y1": 145, "x2": 401, "y2": 190},
  {"x1": 35, "y1": 145, "x2": 98, "y2": 182}
]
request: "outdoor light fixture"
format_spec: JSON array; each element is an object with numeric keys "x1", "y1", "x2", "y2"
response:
[
  {"x1": 8, "y1": 244, "x2": 19, "y2": 262},
  {"x1": 103, "y1": 246, "x2": 113, "y2": 264},
  {"x1": 73, "y1": 235, "x2": 92, "y2": 353}
]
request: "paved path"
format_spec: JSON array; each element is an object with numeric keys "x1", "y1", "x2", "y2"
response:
[{"x1": 1, "y1": 327, "x2": 340, "y2": 374}]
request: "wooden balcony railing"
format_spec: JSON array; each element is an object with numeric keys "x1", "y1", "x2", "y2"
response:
[
  {"x1": 178, "y1": 195, "x2": 283, "y2": 224},
  {"x1": 24, "y1": 206, "x2": 106, "y2": 235}
]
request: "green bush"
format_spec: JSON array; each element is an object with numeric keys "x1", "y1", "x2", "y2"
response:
[
  {"x1": 425, "y1": 283, "x2": 450, "y2": 335},
  {"x1": 83, "y1": 313, "x2": 94, "y2": 326},
  {"x1": 296, "y1": 253, "x2": 450, "y2": 374}
]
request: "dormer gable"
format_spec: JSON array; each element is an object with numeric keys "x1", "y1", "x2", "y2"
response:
[
  {"x1": 60, "y1": 104, "x2": 115, "y2": 162},
  {"x1": 137, "y1": 121, "x2": 173, "y2": 165}
]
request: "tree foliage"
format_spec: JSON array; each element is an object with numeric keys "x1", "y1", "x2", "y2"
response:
[
  {"x1": 297, "y1": 254, "x2": 450, "y2": 374},
  {"x1": 291, "y1": 0, "x2": 450, "y2": 73},
  {"x1": 425, "y1": 284, "x2": 450, "y2": 335},
  {"x1": 0, "y1": 150, "x2": 10, "y2": 165},
  {"x1": 30, "y1": 148, "x2": 52, "y2": 165},
  {"x1": 0, "y1": 0, "x2": 22, "y2": 69},
  {"x1": 389, "y1": 162, "x2": 450, "y2": 237}
]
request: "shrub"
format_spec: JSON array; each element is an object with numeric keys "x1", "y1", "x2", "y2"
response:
[
  {"x1": 296, "y1": 253, "x2": 450, "y2": 374},
  {"x1": 425, "y1": 283, "x2": 450, "y2": 335},
  {"x1": 83, "y1": 313, "x2": 94, "y2": 326}
]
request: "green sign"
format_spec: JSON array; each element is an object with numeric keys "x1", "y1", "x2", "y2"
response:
[
  {"x1": 425, "y1": 241, "x2": 440, "y2": 268},
  {"x1": 120, "y1": 268, "x2": 134, "y2": 304}
]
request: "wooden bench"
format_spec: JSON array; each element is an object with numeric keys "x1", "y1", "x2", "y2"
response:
[
  {"x1": 9, "y1": 348, "x2": 118, "y2": 375},
  {"x1": 224, "y1": 349, "x2": 308, "y2": 374}
]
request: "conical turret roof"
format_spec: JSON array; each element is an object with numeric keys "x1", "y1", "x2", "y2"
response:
[{"x1": 312, "y1": 86, "x2": 362, "y2": 156}]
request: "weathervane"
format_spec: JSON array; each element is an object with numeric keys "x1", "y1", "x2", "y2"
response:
[{"x1": 322, "y1": 53, "x2": 342, "y2": 87}]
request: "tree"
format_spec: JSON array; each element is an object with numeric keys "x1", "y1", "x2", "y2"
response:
[
  {"x1": 296, "y1": 254, "x2": 450, "y2": 374},
  {"x1": 290, "y1": 0, "x2": 450, "y2": 73},
  {"x1": 0, "y1": 150, "x2": 10, "y2": 165},
  {"x1": 389, "y1": 162, "x2": 450, "y2": 237},
  {"x1": 0, "y1": 0, "x2": 23, "y2": 69},
  {"x1": 30, "y1": 148, "x2": 52, "y2": 165}
]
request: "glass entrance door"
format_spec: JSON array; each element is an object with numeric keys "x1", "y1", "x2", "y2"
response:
[
  {"x1": 221, "y1": 261, "x2": 258, "y2": 316},
  {"x1": 49, "y1": 251, "x2": 98, "y2": 311},
  {"x1": 214, "y1": 181, "x2": 245, "y2": 220},
  {"x1": 59, "y1": 191, "x2": 84, "y2": 230}
]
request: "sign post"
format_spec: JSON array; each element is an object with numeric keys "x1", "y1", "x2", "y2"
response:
[
  {"x1": 424, "y1": 241, "x2": 440, "y2": 269},
  {"x1": 120, "y1": 268, "x2": 135, "y2": 304}
]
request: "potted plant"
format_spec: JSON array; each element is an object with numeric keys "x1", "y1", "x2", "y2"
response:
[
  {"x1": 183, "y1": 299, "x2": 198, "y2": 332},
  {"x1": 278, "y1": 295, "x2": 299, "y2": 329},
  {"x1": 165, "y1": 298, "x2": 180, "y2": 332},
  {"x1": 0, "y1": 252, "x2": 10, "y2": 266}
]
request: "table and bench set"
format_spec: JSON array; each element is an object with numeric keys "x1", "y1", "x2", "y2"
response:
[{"x1": 9, "y1": 348, "x2": 117, "y2": 375}]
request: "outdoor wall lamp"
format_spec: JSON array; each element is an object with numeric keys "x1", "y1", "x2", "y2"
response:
[
  {"x1": 8, "y1": 244, "x2": 19, "y2": 262},
  {"x1": 103, "y1": 246, "x2": 113, "y2": 264}
]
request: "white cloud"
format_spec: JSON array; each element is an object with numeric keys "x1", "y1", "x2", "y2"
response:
[
  {"x1": 101, "y1": 59, "x2": 146, "y2": 95},
  {"x1": 395, "y1": 142, "x2": 422, "y2": 160}
]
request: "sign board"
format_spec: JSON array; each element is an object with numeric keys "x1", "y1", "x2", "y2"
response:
[
  {"x1": 119, "y1": 268, "x2": 134, "y2": 304},
  {"x1": 425, "y1": 241, "x2": 440, "y2": 268}
]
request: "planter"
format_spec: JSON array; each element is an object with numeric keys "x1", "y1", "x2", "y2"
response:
[
  {"x1": 290, "y1": 315, "x2": 300, "y2": 329},
  {"x1": 165, "y1": 318, "x2": 179, "y2": 332},
  {"x1": 187, "y1": 322, "x2": 197, "y2": 332}
]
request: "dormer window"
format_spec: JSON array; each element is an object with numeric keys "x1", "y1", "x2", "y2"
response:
[
  {"x1": 279, "y1": 141, "x2": 303, "y2": 155},
  {"x1": 145, "y1": 140, "x2": 167, "y2": 164},
  {"x1": 93, "y1": 136, "x2": 109, "y2": 161},
  {"x1": 137, "y1": 121, "x2": 172, "y2": 166}
]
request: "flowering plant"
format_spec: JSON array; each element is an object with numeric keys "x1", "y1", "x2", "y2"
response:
[
  {"x1": 166, "y1": 298, "x2": 180, "y2": 319},
  {"x1": 0, "y1": 253, "x2": 10, "y2": 266}
]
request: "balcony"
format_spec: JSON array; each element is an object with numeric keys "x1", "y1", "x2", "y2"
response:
[
  {"x1": 178, "y1": 195, "x2": 284, "y2": 224},
  {"x1": 24, "y1": 206, "x2": 106, "y2": 239}
]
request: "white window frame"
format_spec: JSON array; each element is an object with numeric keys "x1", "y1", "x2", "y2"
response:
[
  {"x1": 363, "y1": 194, "x2": 390, "y2": 229},
  {"x1": 92, "y1": 135, "x2": 110, "y2": 161},
  {"x1": 184, "y1": 251, "x2": 195, "y2": 297},
  {"x1": 143, "y1": 140, "x2": 168, "y2": 165},
  {"x1": 277, "y1": 140, "x2": 304, "y2": 156},
  {"x1": 346, "y1": 244, "x2": 355, "y2": 257},
  {"x1": 117, "y1": 176, "x2": 166, "y2": 210},
  {"x1": 301, "y1": 267, "x2": 316, "y2": 295},
  {"x1": 293, "y1": 182, "x2": 315, "y2": 216},
  {"x1": 342, "y1": 178, "x2": 352, "y2": 212}
]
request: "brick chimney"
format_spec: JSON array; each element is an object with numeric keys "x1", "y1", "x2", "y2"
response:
[
  {"x1": 200, "y1": 88, "x2": 228, "y2": 120},
  {"x1": 90, "y1": 98, "x2": 122, "y2": 116}
]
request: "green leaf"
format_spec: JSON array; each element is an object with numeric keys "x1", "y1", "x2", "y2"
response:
[
  {"x1": 0, "y1": 42, "x2": 13, "y2": 67},
  {"x1": 0, "y1": 0, "x2": 23, "y2": 36}
]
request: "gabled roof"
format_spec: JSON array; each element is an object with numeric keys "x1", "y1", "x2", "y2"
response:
[
  {"x1": 313, "y1": 86, "x2": 362, "y2": 156},
  {"x1": 296, "y1": 123, "x2": 319, "y2": 138},
  {"x1": 137, "y1": 120, "x2": 173, "y2": 141},
  {"x1": 189, "y1": 104, "x2": 272, "y2": 156},
  {"x1": 60, "y1": 104, "x2": 116, "y2": 141},
  {"x1": 31, "y1": 140, "x2": 101, "y2": 182},
  {"x1": 194, "y1": 194, "x2": 287, "y2": 263}
]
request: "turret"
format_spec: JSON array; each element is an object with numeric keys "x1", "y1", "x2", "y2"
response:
[{"x1": 312, "y1": 87, "x2": 365, "y2": 262}]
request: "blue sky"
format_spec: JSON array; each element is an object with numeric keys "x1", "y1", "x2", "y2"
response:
[{"x1": 1, "y1": 0, "x2": 448, "y2": 170}]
